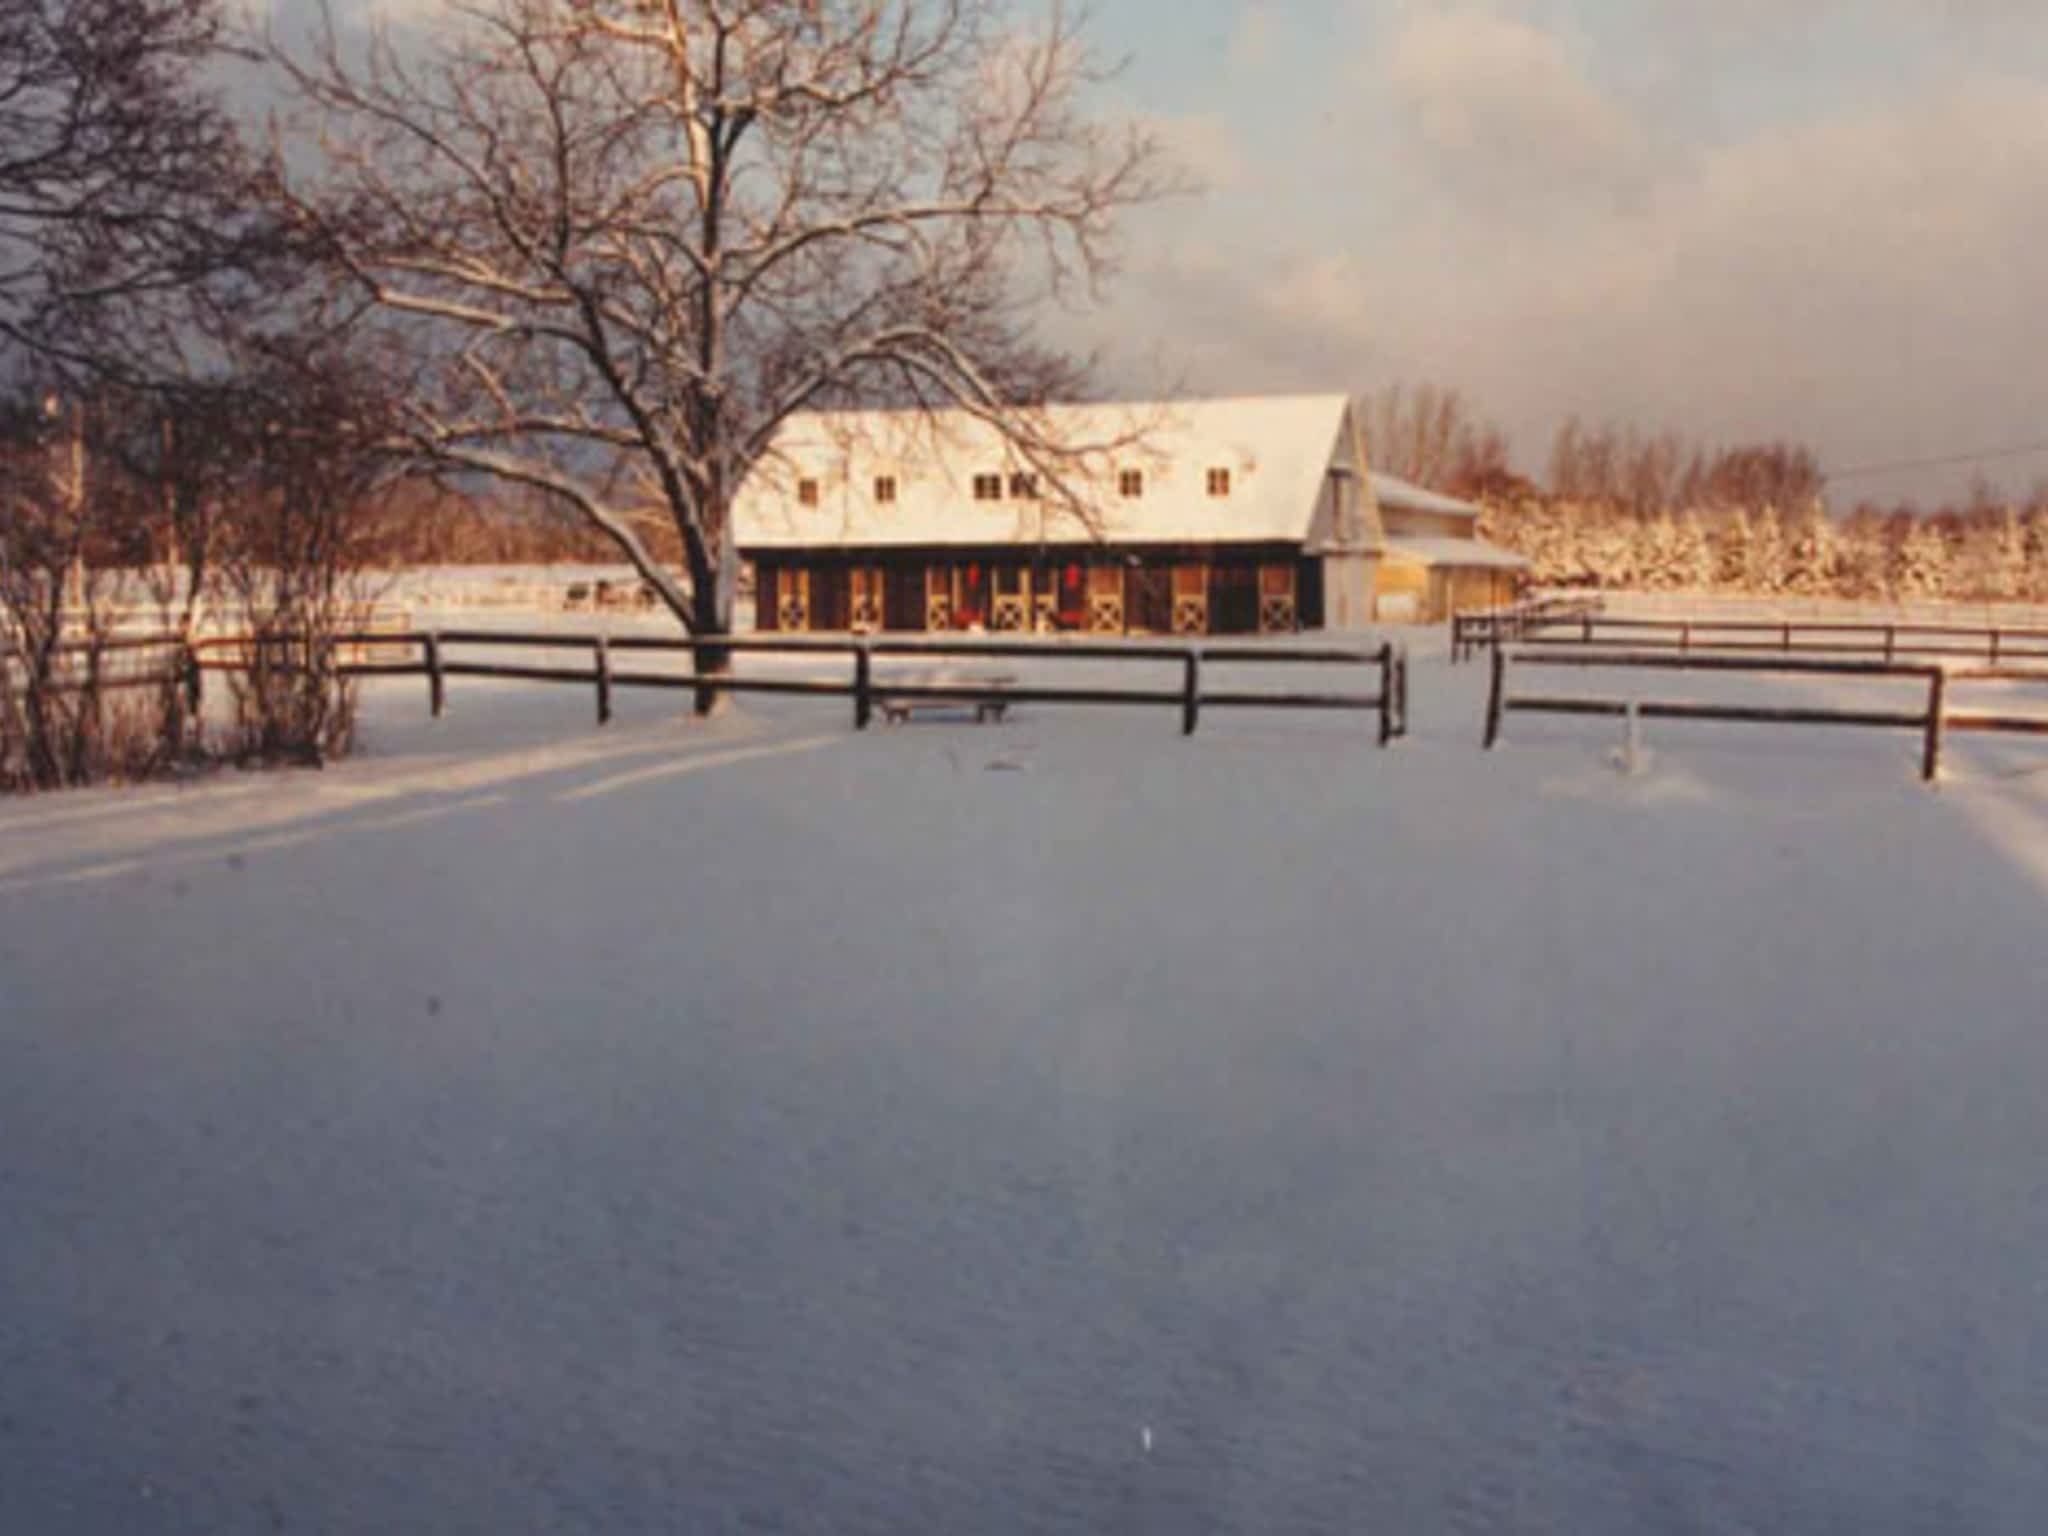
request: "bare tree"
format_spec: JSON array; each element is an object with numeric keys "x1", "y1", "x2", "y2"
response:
[
  {"x1": 0, "y1": 0, "x2": 283, "y2": 378},
  {"x1": 269, "y1": 0, "x2": 1167, "y2": 697},
  {"x1": 215, "y1": 355, "x2": 391, "y2": 769}
]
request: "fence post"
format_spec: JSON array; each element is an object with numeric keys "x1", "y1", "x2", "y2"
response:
[
  {"x1": 1884, "y1": 625, "x2": 1896, "y2": 664},
  {"x1": 1484, "y1": 644, "x2": 1507, "y2": 749},
  {"x1": 1922, "y1": 668, "x2": 1948, "y2": 784},
  {"x1": 1396, "y1": 648, "x2": 1411, "y2": 739},
  {"x1": 181, "y1": 640, "x2": 202, "y2": 715},
  {"x1": 1378, "y1": 642, "x2": 1394, "y2": 746},
  {"x1": 1181, "y1": 648, "x2": 1201, "y2": 737},
  {"x1": 1451, "y1": 615, "x2": 1464, "y2": 664},
  {"x1": 594, "y1": 635, "x2": 612, "y2": 726},
  {"x1": 1990, "y1": 629, "x2": 2002, "y2": 666},
  {"x1": 1680, "y1": 621, "x2": 1691, "y2": 658},
  {"x1": 1581, "y1": 612, "x2": 1593, "y2": 644},
  {"x1": 426, "y1": 631, "x2": 445, "y2": 719},
  {"x1": 1782, "y1": 622, "x2": 1792, "y2": 653},
  {"x1": 854, "y1": 641, "x2": 872, "y2": 731}
]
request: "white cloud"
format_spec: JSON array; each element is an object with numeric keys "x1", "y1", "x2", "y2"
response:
[
  {"x1": 1361, "y1": 71, "x2": 2048, "y2": 494},
  {"x1": 1229, "y1": 3, "x2": 1285, "y2": 73},
  {"x1": 1133, "y1": 110, "x2": 1251, "y2": 194},
  {"x1": 1384, "y1": 7, "x2": 1653, "y2": 217}
]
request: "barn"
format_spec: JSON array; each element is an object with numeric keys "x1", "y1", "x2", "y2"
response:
[{"x1": 732, "y1": 394, "x2": 1524, "y2": 635}]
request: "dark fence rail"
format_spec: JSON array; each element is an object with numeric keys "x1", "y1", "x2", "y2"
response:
[
  {"x1": 1457, "y1": 610, "x2": 2048, "y2": 667},
  {"x1": 1451, "y1": 596, "x2": 1605, "y2": 661},
  {"x1": 98, "y1": 628, "x2": 1415, "y2": 744},
  {"x1": 1483, "y1": 647, "x2": 2048, "y2": 782}
]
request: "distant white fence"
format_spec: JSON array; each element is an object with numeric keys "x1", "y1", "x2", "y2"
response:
[{"x1": 1562, "y1": 589, "x2": 2048, "y2": 629}]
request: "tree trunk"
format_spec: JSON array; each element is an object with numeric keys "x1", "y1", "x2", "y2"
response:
[{"x1": 691, "y1": 579, "x2": 731, "y2": 717}]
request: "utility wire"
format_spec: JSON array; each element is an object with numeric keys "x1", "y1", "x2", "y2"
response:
[{"x1": 1824, "y1": 438, "x2": 2048, "y2": 484}]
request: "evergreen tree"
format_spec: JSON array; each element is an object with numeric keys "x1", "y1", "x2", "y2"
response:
[
  {"x1": 1892, "y1": 519, "x2": 1952, "y2": 601},
  {"x1": 1747, "y1": 507, "x2": 1788, "y2": 594},
  {"x1": 1783, "y1": 504, "x2": 1840, "y2": 597},
  {"x1": 1673, "y1": 509, "x2": 1716, "y2": 591},
  {"x1": 1716, "y1": 508, "x2": 1754, "y2": 589}
]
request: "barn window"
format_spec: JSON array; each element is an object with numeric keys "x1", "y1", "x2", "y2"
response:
[
  {"x1": 1207, "y1": 467, "x2": 1232, "y2": 498},
  {"x1": 797, "y1": 477, "x2": 820, "y2": 507},
  {"x1": 874, "y1": 475, "x2": 898, "y2": 504},
  {"x1": 1118, "y1": 468, "x2": 1145, "y2": 499},
  {"x1": 1009, "y1": 472, "x2": 1039, "y2": 500},
  {"x1": 973, "y1": 473, "x2": 1005, "y2": 502}
]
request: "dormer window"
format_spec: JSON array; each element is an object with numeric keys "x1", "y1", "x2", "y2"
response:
[
  {"x1": 1118, "y1": 468, "x2": 1145, "y2": 499},
  {"x1": 1008, "y1": 472, "x2": 1039, "y2": 500},
  {"x1": 874, "y1": 475, "x2": 898, "y2": 504},
  {"x1": 973, "y1": 473, "x2": 1005, "y2": 502},
  {"x1": 797, "y1": 477, "x2": 820, "y2": 507},
  {"x1": 1207, "y1": 467, "x2": 1232, "y2": 498}
]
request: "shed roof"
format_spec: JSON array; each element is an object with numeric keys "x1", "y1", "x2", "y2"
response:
[
  {"x1": 733, "y1": 394, "x2": 1356, "y2": 551},
  {"x1": 1382, "y1": 535, "x2": 1530, "y2": 571},
  {"x1": 1370, "y1": 473, "x2": 1480, "y2": 520}
]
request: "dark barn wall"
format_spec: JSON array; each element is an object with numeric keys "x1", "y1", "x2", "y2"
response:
[
  {"x1": 1297, "y1": 558, "x2": 1325, "y2": 631},
  {"x1": 883, "y1": 559, "x2": 927, "y2": 631},
  {"x1": 811, "y1": 563, "x2": 851, "y2": 632},
  {"x1": 1209, "y1": 558, "x2": 1259, "y2": 636},
  {"x1": 741, "y1": 544, "x2": 1315, "y2": 634}
]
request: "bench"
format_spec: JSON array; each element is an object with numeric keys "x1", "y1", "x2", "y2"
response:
[{"x1": 874, "y1": 665, "x2": 1018, "y2": 725}]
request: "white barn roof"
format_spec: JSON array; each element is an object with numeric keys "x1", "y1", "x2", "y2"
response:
[{"x1": 734, "y1": 394, "x2": 1359, "y2": 551}]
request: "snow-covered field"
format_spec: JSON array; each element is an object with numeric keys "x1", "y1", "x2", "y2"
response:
[{"x1": 5, "y1": 635, "x2": 2048, "y2": 1532}]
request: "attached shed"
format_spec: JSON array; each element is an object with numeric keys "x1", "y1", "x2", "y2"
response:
[{"x1": 1367, "y1": 473, "x2": 1530, "y2": 623}]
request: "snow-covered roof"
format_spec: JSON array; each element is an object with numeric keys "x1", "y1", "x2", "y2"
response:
[
  {"x1": 1370, "y1": 473, "x2": 1480, "y2": 520},
  {"x1": 1382, "y1": 535, "x2": 1529, "y2": 571},
  {"x1": 733, "y1": 394, "x2": 1357, "y2": 551}
]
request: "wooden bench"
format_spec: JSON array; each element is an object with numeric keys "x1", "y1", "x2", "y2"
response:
[{"x1": 875, "y1": 665, "x2": 1018, "y2": 725}]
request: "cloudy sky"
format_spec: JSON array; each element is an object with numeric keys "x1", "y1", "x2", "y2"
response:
[
  {"x1": 1076, "y1": 0, "x2": 2048, "y2": 503},
  {"x1": 295, "y1": 0, "x2": 2048, "y2": 503}
]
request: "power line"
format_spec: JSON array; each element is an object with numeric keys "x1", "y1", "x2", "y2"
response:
[{"x1": 1824, "y1": 438, "x2": 2048, "y2": 484}]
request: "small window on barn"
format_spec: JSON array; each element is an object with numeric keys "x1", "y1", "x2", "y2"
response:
[
  {"x1": 1009, "y1": 472, "x2": 1039, "y2": 500},
  {"x1": 874, "y1": 475, "x2": 898, "y2": 504},
  {"x1": 797, "y1": 477, "x2": 820, "y2": 507},
  {"x1": 973, "y1": 473, "x2": 1005, "y2": 502},
  {"x1": 1119, "y1": 468, "x2": 1145, "y2": 499},
  {"x1": 1207, "y1": 467, "x2": 1232, "y2": 498}
]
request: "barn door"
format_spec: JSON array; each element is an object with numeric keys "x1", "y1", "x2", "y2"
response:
[
  {"x1": 1259, "y1": 564, "x2": 1298, "y2": 633},
  {"x1": 1086, "y1": 564, "x2": 1124, "y2": 633},
  {"x1": 991, "y1": 564, "x2": 1030, "y2": 632},
  {"x1": 849, "y1": 566, "x2": 883, "y2": 632},
  {"x1": 776, "y1": 566, "x2": 811, "y2": 631},
  {"x1": 1172, "y1": 562, "x2": 1210, "y2": 635}
]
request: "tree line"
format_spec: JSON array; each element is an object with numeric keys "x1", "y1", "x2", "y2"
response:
[{"x1": 1361, "y1": 384, "x2": 2048, "y2": 602}]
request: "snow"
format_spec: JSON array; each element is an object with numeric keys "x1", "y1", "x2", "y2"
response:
[
  {"x1": 1368, "y1": 471, "x2": 1481, "y2": 521},
  {"x1": 1382, "y1": 533, "x2": 1529, "y2": 570},
  {"x1": 5, "y1": 636, "x2": 2048, "y2": 1530},
  {"x1": 733, "y1": 394, "x2": 1357, "y2": 550}
]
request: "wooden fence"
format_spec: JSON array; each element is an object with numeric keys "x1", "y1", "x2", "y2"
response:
[
  {"x1": 1450, "y1": 596, "x2": 1605, "y2": 661},
  {"x1": 1482, "y1": 647, "x2": 2048, "y2": 782},
  {"x1": 165, "y1": 628, "x2": 1412, "y2": 743},
  {"x1": 1456, "y1": 610, "x2": 2048, "y2": 667}
]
